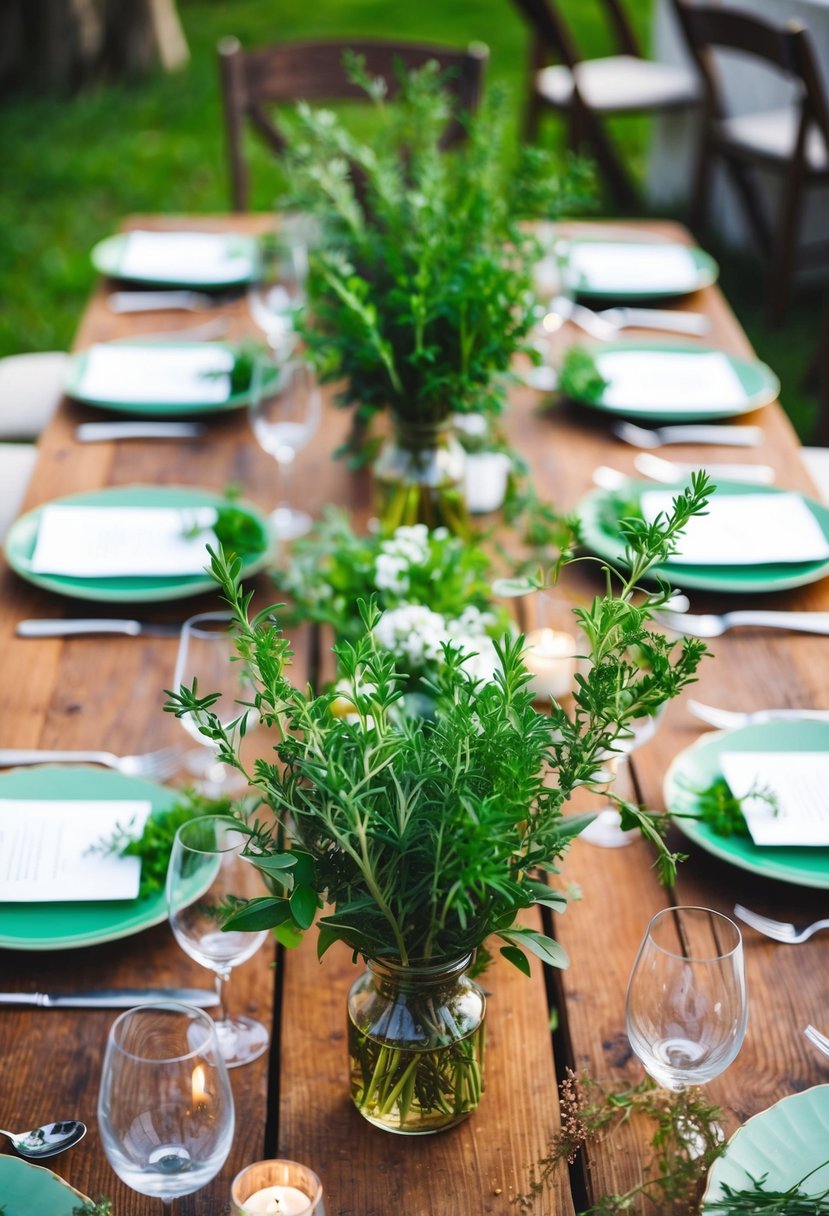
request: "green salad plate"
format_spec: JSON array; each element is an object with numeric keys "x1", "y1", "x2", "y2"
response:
[
  {"x1": 567, "y1": 237, "x2": 719, "y2": 301},
  {"x1": 91, "y1": 230, "x2": 260, "y2": 288},
  {"x1": 0, "y1": 765, "x2": 180, "y2": 951},
  {"x1": 0, "y1": 1156, "x2": 92, "y2": 1215},
  {"x1": 64, "y1": 340, "x2": 264, "y2": 418},
  {"x1": 4, "y1": 484, "x2": 273, "y2": 604},
  {"x1": 702, "y1": 1086, "x2": 829, "y2": 1211},
  {"x1": 576, "y1": 479, "x2": 829, "y2": 594},
  {"x1": 664, "y1": 719, "x2": 829, "y2": 889},
  {"x1": 563, "y1": 341, "x2": 779, "y2": 423}
]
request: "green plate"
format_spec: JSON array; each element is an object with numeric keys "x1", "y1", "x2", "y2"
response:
[
  {"x1": 703, "y1": 1085, "x2": 829, "y2": 1211},
  {"x1": 4, "y1": 484, "x2": 273, "y2": 604},
  {"x1": 65, "y1": 341, "x2": 258, "y2": 418},
  {"x1": 0, "y1": 1156, "x2": 92, "y2": 1214},
  {"x1": 664, "y1": 719, "x2": 829, "y2": 889},
  {"x1": 567, "y1": 341, "x2": 778, "y2": 423},
  {"x1": 568, "y1": 237, "x2": 719, "y2": 301},
  {"x1": 91, "y1": 231, "x2": 260, "y2": 288},
  {"x1": 576, "y1": 480, "x2": 829, "y2": 594},
  {"x1": 0, "y1": 766, "x2": 179, "y2": 951}
]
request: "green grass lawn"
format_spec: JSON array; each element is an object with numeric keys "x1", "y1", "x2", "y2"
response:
[{"x1": 0, "y1": 0, "x2": 822, "y2": 438}]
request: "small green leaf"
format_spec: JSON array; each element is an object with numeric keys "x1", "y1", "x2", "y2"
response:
[
  {"x1": 222, "y1": 897, "x2": 290, "y2": 932},
  {"x1": 289, "y1": 884, "x2": 319, "y2": 929},
  {"x1": 273, "y1": 920, "x2": 304, "y2": 949},
  {"x1": 499, "y1": 927, "x2": 569, "y2": 969},
  {"x1": 500, "y1": 944, "x2": 532, "y2": 976}
]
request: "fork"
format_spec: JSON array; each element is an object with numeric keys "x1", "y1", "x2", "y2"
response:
[
  {"x1": 804, "y1": 1024, "x2": 829, "y2": 1058},
  {"x1": 0, "y1": 746, "x2": 182, "y2": 780},
  {"x1": 612, "y1": 420, "x2": 764, "y2": 449},
  {"x1": 734, "y1": 904, "x2": 829, "y2": 943},
  {"x1": 655, "y1": 610, "x2": 829, "y2": 638},
  {"x1": 687, "y1": 700, "x2": 829, "y2": 728}
]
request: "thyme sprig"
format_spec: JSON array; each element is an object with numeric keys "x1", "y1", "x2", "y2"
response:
[
  {"x1": 705, "y1": 1162, "x2": 829, "y2": 1213},
  {"x1": 517, "y1": 1070, "x2": 725, "y2": 1215}
]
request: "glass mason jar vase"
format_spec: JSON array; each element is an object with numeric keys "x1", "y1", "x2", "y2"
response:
[
  {"x1": 347, "y1": 954, "x2": 486, "y2": 1135},
  {"x1": 373, "y1": 416, "x2": 470, "y2": 536}
]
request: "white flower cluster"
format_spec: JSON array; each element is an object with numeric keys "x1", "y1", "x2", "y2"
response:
[
  {"x1": 373, "y1": 601, "x2": 499, "y2": 683},
  {"x1": 373, "y1": 524, "x2": 448, "y2": 595}
]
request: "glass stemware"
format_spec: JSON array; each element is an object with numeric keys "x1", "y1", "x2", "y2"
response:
[
  {"x1": 626, "y1": 905, "x2": 748, "y2": 1093},
  {"x1": 97, "y1": 1002, "x2": 234, "y2": 1214},
  {"x1": 248, "y1": 237, "x2": 307, "y2": 358},
  {"x1": 249, "y1": 356, "x2": 321, "y2": 540},
  {"x1": 167, "y1": 815, "x2": 270, "y2": 1068},
  {"x1": 172, "y1": 610, "x2": 251, "y2": 796},
  {"x1": 580, "y1": 707, "x2": 665, "y2": 848}
]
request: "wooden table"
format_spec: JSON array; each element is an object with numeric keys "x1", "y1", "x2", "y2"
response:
[{"x1": 1, "y1": 216, "x2": 828, "y2": 1216}]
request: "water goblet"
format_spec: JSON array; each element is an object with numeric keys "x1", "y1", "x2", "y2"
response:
[
  {"x1": 248, "y1": 237, "x2": 307, "y2": 357},
  {"x1": 97, "y1": 1001, "x2": 234, "y2": 1214},
  {"x1": 167, "y1": 814, "x2": 270, "y2": 1068},
  {"x1": 626, "y1": 905, "x2": 748, "y2": 1093},
  {"x1": 172, "y1": 610, "x2": 251, "y2": 795},
  {"x1": 249, "y1": 356, "x2": 321, "y2": 540}
]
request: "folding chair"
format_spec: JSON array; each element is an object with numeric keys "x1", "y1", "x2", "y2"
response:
[
  {"x1": 511, "y1": 0, "x2": 699, "y2": 207},
  {"x1": 218, "y1": 36, "x2": 489, "y2": 211},
  {"x1": 673, "y1": 0, "x2": 829, "y2": 325}
]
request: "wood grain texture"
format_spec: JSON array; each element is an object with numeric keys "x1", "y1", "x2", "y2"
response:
[{"x1": 2, "y1": 215, "x2": 828, "y2": 1214}]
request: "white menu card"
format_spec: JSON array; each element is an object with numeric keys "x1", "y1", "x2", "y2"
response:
[
  {"x1": 569, "y1": 242, "x2": 698, "y2": 293},
  {"x1": 640, "y1": 491, "x2": 829, "y2": 565},
  {"x1": 720, "y1": 752, "x2": 829, "y2": 847},
  {"x1": 597, "y1": 350, "x2": 746, "y2": 411},
  {"x1": 0, "y1": 799, "x2": 151, "y2": 901},
  {"x1": 119, "y1": 230, "x2": 252, "y2": 284},
  {"x1": 77, "y1": 344, "x2": 234, "y2": 405},
  {"x1": 30, "y1": 505, "x2": 218, "y2": 577}
]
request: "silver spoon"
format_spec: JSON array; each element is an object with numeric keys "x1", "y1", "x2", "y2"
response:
[{"x1": 0, "y1": 1118, "x2": 87, "y2": 1159}]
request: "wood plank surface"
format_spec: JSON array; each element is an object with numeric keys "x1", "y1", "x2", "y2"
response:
[{"x1": 1, "y1": 215, "x2": 827, "y2": 1216}]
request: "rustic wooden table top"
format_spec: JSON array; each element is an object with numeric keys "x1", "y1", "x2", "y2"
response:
[{"x1": 1, "y1": 215, "x2": 827, "y2": 1216}]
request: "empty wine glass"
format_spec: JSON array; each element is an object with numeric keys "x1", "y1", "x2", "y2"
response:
[
  {"x1": 626, "y1": 906, "x2": 748, "y2": 1093},
  {"x1": 248, "y1": 236, "x2": 307, "y2": 357},
  {"x1": 172, "y1": 610, "x2": 251, "y2": 795},
  {"x1": 249, "y1": 356, "x2": 321, "y2": 540},
  {"x1": 167, "y1": 814, "x2": 270, "y2": 1068},
  {"x1": 580, "y1": 707, "x2": 666, "y2": 848},
  {"x1": 98, "y1": 1002, "x2": 234, "y2": 1214}
]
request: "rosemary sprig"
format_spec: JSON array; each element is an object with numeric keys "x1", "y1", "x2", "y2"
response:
[{"x1": 704, "y1": 1161, "x2": 829, "y2": 1213}]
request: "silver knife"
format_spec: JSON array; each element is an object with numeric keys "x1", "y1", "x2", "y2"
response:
[
  {"x1": 107, "y1": 290, "x2": 220, "y2": 313},
  {"x1": 76, "y1": 422, "x2": 207, "y2": 443},
  {"x1": 17, "y1": 618, "x2": 183, "y2": 638},
  {"x1": 0, "y1": 988, "x2": 219, "y2": 1009},
  {"x1": 597, "y1": 307, "x2": 710, "y2": 336}
]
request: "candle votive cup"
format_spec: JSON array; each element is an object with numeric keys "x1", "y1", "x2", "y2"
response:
[
  {"x1": 231, "y1": 1159, "x2": 325, "y2": 1216},
  {"x1": 521, "y1": 590, "x2": 582, "y2": 705}
]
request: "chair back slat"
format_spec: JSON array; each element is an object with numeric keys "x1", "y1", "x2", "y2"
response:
[
  {"x1": 511, "y1": 0, "x2": 641, "y2": 66},
  {"x1": 218, "y1": 36, "x2": 488, "y2": 211}
]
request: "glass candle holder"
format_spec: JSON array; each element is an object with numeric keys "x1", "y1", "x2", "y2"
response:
[
  {"x1": 521, "y1": 590, "x2": 580, "y2": 704},
  {"x1": 231, "y1": 1160, "x2": 325, "y2": 1216}
]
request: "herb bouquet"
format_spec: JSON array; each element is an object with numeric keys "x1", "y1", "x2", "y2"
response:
[
  {"x1": 280, "y1": 60, "x2": 591, "y2": 535},
  {"x1": 167, "y1": 476, "x2": 710, "y2": 1135}
]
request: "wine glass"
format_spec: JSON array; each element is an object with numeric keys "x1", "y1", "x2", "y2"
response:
[
  {"x1": 248, "y1": 236, "x2": 308, "y2": 357},
  {"x1": 626, "y1": 906, "x2": 748, "y2": 1093},
  {"x1": 97, "y1": 1002, "x2": 234, "y2": 1214},
  {"x1": 580, "y1": 707, "x2": 666, "y2": 848},
  {"x1": 167, "y1": 814, "x2": 270, "y2": 1068},
  {"x1": 249, "y1": 356, "x2": 321, "y2": 540},
  {"x1": 172, "y1": 610, "x2": 251, "y2": 795}
]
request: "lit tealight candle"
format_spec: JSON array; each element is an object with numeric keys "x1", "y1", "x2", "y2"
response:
[
  {"x1": 523, "y1": 628, "x2": 577, "y2": 701},
  {"x1": 242, "y1": 1185, "x2": 314, "y2": 1215}
]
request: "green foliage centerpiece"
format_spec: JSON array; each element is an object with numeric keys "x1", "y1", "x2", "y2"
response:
[
  {"x1": 167, "y1": 474, "x2": 711, "y2": 1135},
  {"x1": 281, "y1": 59, "x2": 591, "y2": 535}
]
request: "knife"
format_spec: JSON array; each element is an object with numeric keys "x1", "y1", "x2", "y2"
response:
[
  {"x1": 17, "y1": 618, "x2": 184, "y2": 638},
  {"x1": 76, "y1": 422, "x2": 208, "y2": 442},
  {"x1": 0, "y1": 988, "x2": 220, "y2": 1009},
  {"x1": 107, "y1": 290, "x2": 222, "y2": 313}
]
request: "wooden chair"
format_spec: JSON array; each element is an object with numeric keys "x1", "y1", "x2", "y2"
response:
[
  {"x1": 218, "y1": 37, "x2": 489, "y2": 211},
  {"x1": 510, "y1": 0, "x2": 700, "y2": 207},
  {"x1": 673, "y1": 1, "x2": 829, "y2": 326}
]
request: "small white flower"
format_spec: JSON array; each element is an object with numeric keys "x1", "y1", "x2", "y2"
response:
[{"x1": 374, "y1": 553, "x2": 410, "y2": 594}]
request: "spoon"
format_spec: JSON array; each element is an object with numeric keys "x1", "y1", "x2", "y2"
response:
[{"x1": 0, "y1": 1119, "x2": 87, "y2": 1159}]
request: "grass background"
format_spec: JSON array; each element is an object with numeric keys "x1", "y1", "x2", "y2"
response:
[{"x1": 0, "y1": 0, "x2": 823, "y2": 438}]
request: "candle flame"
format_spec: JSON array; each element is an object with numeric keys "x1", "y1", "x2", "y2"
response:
[{"x1": 191, "y1": 1063, "x2": 209, "y2": 1109}]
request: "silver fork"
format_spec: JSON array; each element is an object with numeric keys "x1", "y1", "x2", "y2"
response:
[
  {"x1": 804, "y1": 1024, "x2": 829, "y2": 1059},
  {"x1": 656, "y1": 610, "x2": 829, "y2": 638},
  {"x1": 734, "y1": 904, "x2": 829, "y2": 944},
  {"x1": 613, "y1": 420, "x2": 764, "y2": 449},
  {"x1": 0, "y1": 746, "x2": 182, "y2": 780}
]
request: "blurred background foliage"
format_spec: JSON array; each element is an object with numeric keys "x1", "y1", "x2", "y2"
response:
[{"x1": 0, "y1": 0, "x2": 823, "y2": 438}]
